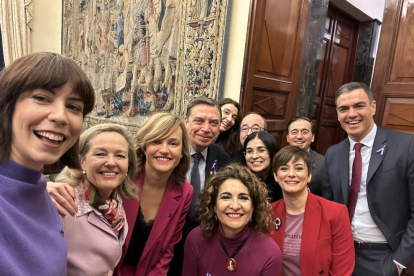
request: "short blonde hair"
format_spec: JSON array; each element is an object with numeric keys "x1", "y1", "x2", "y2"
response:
[
  {"x1": 56, "y1": 124, "x2": 138, "y2": 200},
  {"x1": 136, "y1": 113, "x2": 190, "y2": 188}
]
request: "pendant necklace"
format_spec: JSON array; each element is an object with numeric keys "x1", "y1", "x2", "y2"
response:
[{"x1": 218, "y1": 233, "x2": 249, "y2": 271}]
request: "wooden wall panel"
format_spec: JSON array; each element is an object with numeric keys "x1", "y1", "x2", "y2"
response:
[
  {"x1": 372, "y1": 0, "x2": 414, "y2": 136},
  {"x1": 241, "y1": 0, "x2": 310, "y2": 147}
]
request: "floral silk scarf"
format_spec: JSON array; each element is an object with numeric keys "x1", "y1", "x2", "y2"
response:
[{"x1": 84, "y1": 183, "x2": 125, "y2": 233}]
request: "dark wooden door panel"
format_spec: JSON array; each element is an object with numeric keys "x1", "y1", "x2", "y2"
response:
[
  {"x1": 372, "y1": 0, "x2": 414, "y2": 137},
  {"x1": 312, "y1": 5, "x2": 358, "y2": 155},
  {"x1": 241, "y1": 0, "x2": 310, "y2": 147}
]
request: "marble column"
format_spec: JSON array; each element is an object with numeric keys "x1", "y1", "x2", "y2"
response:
[
  {"x1": 296, "y1": 0, "x2": 329, "y2": 118},
  {"x1": 352, "y1": 19, "x2": 382, "y2": 86}
]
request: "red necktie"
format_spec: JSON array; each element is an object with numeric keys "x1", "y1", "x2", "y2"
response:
[{"x1": 348, "y1": 142, "x2": 363, "y2": 221}]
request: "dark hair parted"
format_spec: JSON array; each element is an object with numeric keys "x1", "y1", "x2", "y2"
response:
[
  {"x1": 242, "y1": 131, "x2": 280, "y2": 179},
  {"x1": 286, "y1": 116, "x2": 315, "y2": 134},
  {"x1": 136, "y1": 113, "x2": 190, "y2": 188},
  {"x1": 198, "y1": 164, "x2": 272, "y2": 238},
  {"x1": 272, "y1": 146, "x2": 312, "y2": 176},
  {"x1": 185, "y1": 96, "x2": 221, "y2": 121},
  {"x1": 217, "y1": 98, "x2": 242, "y2": 156},
  {"x1": 55, "y1": 124, "x2": 138, "y2": 200},
  {"x1": 0, "y1": 52, "x2": 95, "y2": 168},
  {"x1": 335, "y1": 82, "x2": 374, "y2": 106}
]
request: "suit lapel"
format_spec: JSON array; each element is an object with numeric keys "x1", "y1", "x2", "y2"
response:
[
  {"x1": 123, "y1": 195, "x2": 140, "y2": 254},
  {"x1": 205, "y1": 146, "x2": 216, "y2": 179},
  {"x1": 140, "y1": 179, "x2": 181, "y2": 261},
  {"x1": 367, "y1": 128, "x2": 387, "y2": 185},
  {"x1": 87, "y1": 211, "x2": 117, "y2": 237},
  {"x1": 301, "y1": 193, "x2": 321, "y2": 276},
  {"x1": 272, "y1": 201, "x2": 286, "y2": 276},
  {"x1": 339, "y1": 140, "x2": 350, "y2": 204}
]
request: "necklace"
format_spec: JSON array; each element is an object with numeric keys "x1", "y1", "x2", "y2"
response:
[{"x1": 218, "y1": 233, "x2": 249, "y2": 271}]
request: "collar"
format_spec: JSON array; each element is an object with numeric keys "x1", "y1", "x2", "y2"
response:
[
  {"x1": 218, "y1": 222, "x2": 251, "y2": 247},
  {"x1": 190, "y1": 146, "x2": 208, "y2": 160},
  {"x1": 0, "y1": 160, "x2": 43, "y2": 184},
  {"x1": 74, "y1": 182, "x2": 123, "y2": 217},
  {"x1": 348, "y1": 124, "x2": 377, "y2": 150}
]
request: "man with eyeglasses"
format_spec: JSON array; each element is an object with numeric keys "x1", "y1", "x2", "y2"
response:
[
  {"x1": 229, "y1": 112, "x2": 267, "y2": 163},
  {"x1": 286, "y1": 116, "x2": 325, "y2": 196}
]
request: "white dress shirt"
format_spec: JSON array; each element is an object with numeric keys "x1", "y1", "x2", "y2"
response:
[
  {"x1": 348, "y1": 124, "x2": 387, "y2": 243},
  {"x1": 186, "y1": 147, "x2": 208, "y2": 190}
]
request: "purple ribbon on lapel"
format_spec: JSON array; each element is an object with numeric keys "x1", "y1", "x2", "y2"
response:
[
  {"x1": 210, "y1": 160, "x2": 217, "y2": 175},
  {"x1": 376, "y1": 144, "x2": 386, "y2": 156}
]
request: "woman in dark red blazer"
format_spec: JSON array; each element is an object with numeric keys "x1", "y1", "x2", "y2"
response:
[{"x1": 271, "y1": 146, "x2": 354, "y2": 276}]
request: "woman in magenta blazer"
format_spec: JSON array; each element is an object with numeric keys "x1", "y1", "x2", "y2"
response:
[
  {"x1": 271, "y1": 146, "x2": 355, "y2": 276},
  {"x1": 115, "y1": 113, "x2": 193, "y2": 276}
]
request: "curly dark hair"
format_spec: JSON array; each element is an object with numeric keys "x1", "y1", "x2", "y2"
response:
[{"x1": 198, "y1": 164, "x2": 272, "y2": 238}]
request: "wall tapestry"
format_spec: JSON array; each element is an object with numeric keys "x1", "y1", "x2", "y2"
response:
[{"x1": 62, "y1": 0, "x2": 231, "y2": 131}]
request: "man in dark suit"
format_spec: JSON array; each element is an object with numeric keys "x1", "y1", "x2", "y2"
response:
[
  {"x1": 169, "y1": 96, "x2": 229, "y2": 275},
  {"x1": 322, "y1": 82, "x2": 414, "y2": 275},
  {"x1": 286, "y1": 116, "x2": 324, "y2": 196}
]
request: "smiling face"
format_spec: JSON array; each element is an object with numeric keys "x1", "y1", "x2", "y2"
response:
[
  {"x1": 286, "y1": 119, "x2": 314, "y2": 150},
  {"x1": 245, "y1": 138, "x2": 270, "y2": 178},
  {"x1": 185, "y1": 104, "x2": 221, "y2": 152},
  {"x1": 336, "y1": 88, "x2": 376, "y2": 142},
  {"x1": 10, "y1": 82, "x2": 84, "y2": 171},
  {"x1": 144, "y1": 126, "x2": 183, "y2": 177},
  {"x1": 239, "y1": 114, "x2": 265, "y2": 146},
  {"x1": 220, "y1": 103, "x2": 238, "y2": 132},
  {"x1": 274, "y1": 157, "x2": 311, "y2": 196},
  {"x1": 214, "y1": 178, "x2": 253, "y2": 237},
  {"x1": 80, "y1": 132, "x2": 129, "y2": 198}
]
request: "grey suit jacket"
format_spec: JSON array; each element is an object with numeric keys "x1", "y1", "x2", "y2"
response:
[
  {"x1": 308, "y1": 149, "x2": 325, "y2": 196},
  {"x1": 322, "y1": 127, "x2": 414, "y2": 267}
]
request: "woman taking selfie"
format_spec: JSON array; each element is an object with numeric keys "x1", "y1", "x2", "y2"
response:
[
  {"x1": 183, "y1": 164, "x2": 282, "y2": 276},
  {"x1": 271, "y1": 146, "x2": 354, "y2": 276},
  {"x1": 0, "y1": 52, "x2": 95, "y2": 275},
  {"x1": 55, "y1": 124, "x2": 138, "y2": 276},
  {"x1": 216, "y1": 98, "x2": 242, "y2": 157},
  {"x1": 242, "y1": 131, "x2": 282, "y2": 202}
]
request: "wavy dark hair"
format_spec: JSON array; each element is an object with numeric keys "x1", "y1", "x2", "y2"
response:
[
  {"x1": 217, "y1": 98, "x2": 242, "y2": 156},
  {"x1": 198, "y1": 164, "x2": 272, "y2": 238},
  {"x1": 0, "y1": 52, "x2": 95, "y2": 169},
  {"x1": 242, "y1": 131, "x2": 280, "y2": 179}
]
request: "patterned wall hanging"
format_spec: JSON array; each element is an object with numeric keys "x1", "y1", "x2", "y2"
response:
[{"x1": 62, "y1": 0, "x2": 231, "y2": 131}]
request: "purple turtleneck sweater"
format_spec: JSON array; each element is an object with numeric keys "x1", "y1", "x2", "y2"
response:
[
  {"x1": 183, "y1": 223, "x2": 282, "y2": 276},
  {"x1": 0, "y1": 160, "x2": 67, "y2": 276}
]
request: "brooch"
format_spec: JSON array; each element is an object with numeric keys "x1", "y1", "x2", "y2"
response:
[
  {"x1": 376, "y1": 144, "x2": 386, "y2": 156},
  {"x1": 274, "y1": 218, "x2": 281, "y2": 230},
  {"x1": 210, "y1": 159, "x2": 217, "y2": 175}
]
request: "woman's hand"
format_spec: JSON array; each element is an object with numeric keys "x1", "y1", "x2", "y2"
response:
[{"x1": 47, "y1": 182, "x2": 77, "y2": 216}]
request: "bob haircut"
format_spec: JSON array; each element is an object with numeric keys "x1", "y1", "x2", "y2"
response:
[
  {"x1": 55, "y1": 124, "x2": 138, "y2": 200},
  {"x1": 217, "y1": 98, "x2": 242, "y2": 156},
  {"x1": 0, "y1": 52, "x2": 95, "y2": 169},
  {"x1": 136, "y1": 113, "x2": 190, "y2": 188},
  {"x1": 198, "y1": 164, "x2": 272, "y2": 238},
  {"x1": 242, "y1": 131, "x2": 280, "y2": 179},
  {"x1": 272, "y1": 146, "x2": 312, "y2": 176}
]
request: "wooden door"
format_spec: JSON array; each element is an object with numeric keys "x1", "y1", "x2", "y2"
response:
[
  {"x1": 371, "y1": 0, "x2": 414, "y2": 134},
  {"x1": 240, "y1": 0, "x2": 310, "y2": 147},
  {"x1": 312, "y1": 6, "x2": 359, "y2": 155}
]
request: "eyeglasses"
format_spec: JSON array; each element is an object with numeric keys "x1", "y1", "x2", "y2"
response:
[
  {"x1": 243, "y1": 148, "x2": 268, "y2": 156},
  {"x1": 240, "y1": 125, "x2": 265, "y2": 133},
  {"x1": 289, "y1": 129, "x2": 311, "y2": 136}
]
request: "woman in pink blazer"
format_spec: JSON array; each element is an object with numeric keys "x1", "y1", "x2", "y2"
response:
[
  {"x1": 115, "y1": 113, "x2": 193, "y2": 276},
  {"x1": 271, "y1": 146, "x2": 355, "y2": 276}
]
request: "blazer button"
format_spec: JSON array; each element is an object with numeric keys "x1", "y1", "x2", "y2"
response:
[
  {"x1": 319, "y1": 270, "x2": 324, "y2": 275},
  {"x1": 108, "y1": 270, "x2": 113, "y2": 276}
]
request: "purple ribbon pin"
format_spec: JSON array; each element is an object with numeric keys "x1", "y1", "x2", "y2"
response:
[
  {"x1": 376, "y1": 144, "x2": 386, "y2": 155},
  {"x1": 210, "y1": 160, "x2": 217, "y2": 175}
]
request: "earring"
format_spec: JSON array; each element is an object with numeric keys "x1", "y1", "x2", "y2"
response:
[
  {"x1": 82, "y1": 170, "x2": 87, "y2": 181},
  {"x1": 214, "y1": 215, "x2": 217, "y2": 221},
  {"x1": 250, "y1": 218, "x2": 252, "y2": 223}
]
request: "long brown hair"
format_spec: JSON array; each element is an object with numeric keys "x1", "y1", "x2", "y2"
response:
[{"x1": 217, "y1": 98, "x2": 242, "y2": 156}]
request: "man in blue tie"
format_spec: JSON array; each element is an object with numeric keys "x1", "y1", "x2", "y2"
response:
[
  {"x1": 169, "y1": 96, "x2": 229, "y2": 275},
  {"x1": 322, "y1": 82, "x2": 414, "y2": 275}
]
